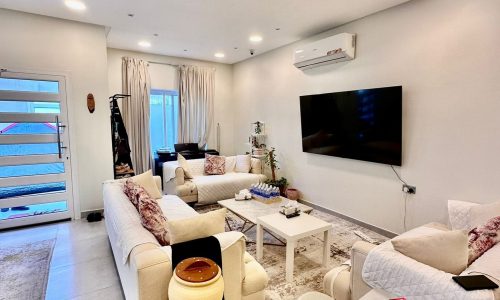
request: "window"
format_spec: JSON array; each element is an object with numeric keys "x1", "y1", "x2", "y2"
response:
[{"x1": 150, "y1": 89, "x2": 179, "y2": 157}]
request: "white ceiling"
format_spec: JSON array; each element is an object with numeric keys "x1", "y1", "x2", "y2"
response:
[{"x1": 0, "y1": 0, "x2": 410, "y2": 64}]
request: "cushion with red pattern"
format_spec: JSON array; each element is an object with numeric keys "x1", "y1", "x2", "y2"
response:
[
  {"x1": 468, "y1": 215, "x2": 500, "y2": 264},
  {"x1": 204, "y1": 154, "x2": 226, "y2": 175}
]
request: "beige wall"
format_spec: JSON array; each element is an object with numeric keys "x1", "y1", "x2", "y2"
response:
[
  {"x1": 107, "y1": 48, "x2": 235, "y2": 156},
  {"x1": 232, "y1": 0, "x2": 500, "y2": 233},
  {"x1": 0, "y1": 9, "x2": 112, "y2": 215}
]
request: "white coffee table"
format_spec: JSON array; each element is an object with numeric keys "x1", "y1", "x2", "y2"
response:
[
  {"x1": 218, "y1": 197, "x2": 313, "y2": 245},
  {"x1": 256, "y1": 213, "x2": 332, "y2": 282}
]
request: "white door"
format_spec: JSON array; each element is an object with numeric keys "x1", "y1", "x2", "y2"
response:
[{"x1": 0, "y1": 71, "x2": 74, "y2": 229}]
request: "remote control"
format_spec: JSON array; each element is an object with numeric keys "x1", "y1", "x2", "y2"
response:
[{"x1": 354, "y1": 230, "x2": 378, "y2": 244}]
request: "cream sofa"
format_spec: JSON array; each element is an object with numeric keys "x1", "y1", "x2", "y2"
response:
[
  {"x1": 103, "y1": 176, "x2": 269, "y2": 300},
  {"x1": 309, "y1": 223, "x2": 500, "y2": 300},
  {"x1": 163, "y1": 156, "x2": 266, "y2": 204}
]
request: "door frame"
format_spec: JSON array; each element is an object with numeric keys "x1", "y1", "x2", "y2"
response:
[{"x1": 0, "y1": 69, "x2": 81, "y2": 226}]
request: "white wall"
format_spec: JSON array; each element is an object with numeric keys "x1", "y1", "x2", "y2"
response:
[
  {"x1": 0, "y1": 9, "x2": 112, "y2": 215},
  {"x1": 107, "y1": 48, "x2": 235, "y2": 155},
  {"x1": 232, "y1": 0, "x2": 500, "y2": 233}
]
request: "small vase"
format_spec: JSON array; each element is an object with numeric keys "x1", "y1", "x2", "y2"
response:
[{"x1": 285, "y1": 188, "x2": 299, "y2": 200}]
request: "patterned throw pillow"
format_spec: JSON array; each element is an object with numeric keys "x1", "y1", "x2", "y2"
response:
[
  {"x1": 123, "y1": 179, "x2": 147, "y2": 209},
  {"x1": 204, "y1": 154, "x2": 226, "y2": 175},
  {"x1": 123, "y1": 179, "x2": 170, "y2": 246},
  {"x1": 468, "y1": 215, "x2": 500, "y2": 264}
]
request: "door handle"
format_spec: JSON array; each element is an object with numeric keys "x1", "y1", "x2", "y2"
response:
[{"x1": 55, "y1": 116, "x2": 67, "y2": 159}]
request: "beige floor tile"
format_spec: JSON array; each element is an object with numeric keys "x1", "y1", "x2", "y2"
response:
[
  {"x1": 46, "y1": 255, "x2": 120, "y2": 300},
  {"x1": 71, "y1": 284, "x2": 124, "y2": 300}
]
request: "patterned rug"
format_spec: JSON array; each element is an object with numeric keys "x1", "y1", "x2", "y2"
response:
[
  {"x1": 0, "y1": 238, "x2": 56, "y2": 300},
  {"x1": 195, "y1": 204, "x2": 388, "y2": 299}
]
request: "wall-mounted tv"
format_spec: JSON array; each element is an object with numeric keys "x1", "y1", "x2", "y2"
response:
[{"x1": 300, "y1": 86, "x2": 402, "y2": 165}]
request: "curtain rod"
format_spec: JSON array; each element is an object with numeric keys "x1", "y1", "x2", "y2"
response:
[{"x1": 147, "y1": 61, "x2": 179, "y2": 67}]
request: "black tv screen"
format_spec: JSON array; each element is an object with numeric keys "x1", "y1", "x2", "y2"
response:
[{"x1": 300, "y1": 86, "x2": 402, "y2": 165}]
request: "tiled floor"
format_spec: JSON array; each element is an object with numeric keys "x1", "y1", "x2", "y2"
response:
[{"x1": 0, "y1": 219, "x2": 124, "y2": 300}]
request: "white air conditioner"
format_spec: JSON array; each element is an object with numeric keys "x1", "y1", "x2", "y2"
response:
[{"x1": 293, "y1": 33, "x2": 356, "y2": 70}]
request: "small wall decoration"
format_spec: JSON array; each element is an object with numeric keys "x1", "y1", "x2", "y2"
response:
[{"x1": 87, "y1": 93, "x2": 95, "y2": 113}]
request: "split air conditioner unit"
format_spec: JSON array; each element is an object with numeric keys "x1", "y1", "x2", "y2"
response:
[{"x1": 293, "y1": 33, "x2": 356, "y2": 70}]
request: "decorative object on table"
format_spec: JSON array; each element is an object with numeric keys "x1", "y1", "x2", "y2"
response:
[
  {"x1": 285, "y1": 188, "x2": 299, "y2": 200},
  {"x1": 250, "y1": 183, "x2": 281, "y2": 204},
  {"x1": 249, "y1": 121, "x2": 267, "y2": 159},
  {"x1": 109, "y1": 94, "x2": 135, "y2": 179},
  {"x1": 168, "y1": 257, "x2": 224, "y2": 300},
  {"x1": 264, "y1": 148, "x2": 288, "y2": 196},
  {"x1": 280, "y1": 199, "x2": 301, "y2": 218},
  {"x1": 87, "y1": 93, "x2": 95, "y2": 113},
  {"x1": 235, "y1": 189, "x2": 252, "y2": 201}
]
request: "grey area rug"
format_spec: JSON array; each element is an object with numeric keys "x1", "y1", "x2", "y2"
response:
[
  {"x1": 196, "y1": 204, "x2": 388, "y2": 300},
  {"x1": 0, "y1": 238, "x2": 56, "y2": 300}
]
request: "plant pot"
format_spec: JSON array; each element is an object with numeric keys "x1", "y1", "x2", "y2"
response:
[{"x1": 285, "y1": 188, "x2": 299, "y2": 200}]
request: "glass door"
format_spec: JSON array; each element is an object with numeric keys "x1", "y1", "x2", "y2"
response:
[{"x1": 0, "y1": 71, "x2": 73, "y2": 229}]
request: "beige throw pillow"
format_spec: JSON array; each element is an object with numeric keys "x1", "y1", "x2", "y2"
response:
[
  {"x1": 130, "y1": 170, "x2": 162, "y2": 199},
  {"x1": 391, "y1": 230, "x2": 469, "y2": 275},
  {"x1": 469, "y1": 201, "x2": 500, "y2": 229},
  {"x1": 235, "y1": 154, "x2": 251, "y2": 173},
  {"x1": 166, "y1": 208, "x2": 227, "y2": 244},
  {"x1": 177, "y1": 154, "x2": 193, "y2": 179}
]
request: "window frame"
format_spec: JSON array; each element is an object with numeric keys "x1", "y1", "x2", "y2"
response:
[{"x1": 150, "y1": 89, "x2": 179, "y2": 156}]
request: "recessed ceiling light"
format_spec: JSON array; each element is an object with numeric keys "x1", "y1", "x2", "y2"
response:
[
  {"x1": 183, "y1": 49, "x2": 188, "y2": 52},
  {"x1": 65, "y1": 0, "x2": 86, "y2": 11},
  {"x1": 138, "y1": 41, "x2": 151, "y2": 48},
  {"x1": 249, "y1": 35, "x2": 263, "y2": 43},
  {"x1": 275, "y1": 28, "x2": 281, "y2": 31},
  {"x1": 153, "y1": 33, "x2": 159, "y2": 37},
  {"x1": 127, "y1": 13, "x2": 134, "y2": 17},
  {"x1": 214, "y1": 52, "x2": 225, "y2": 58},
  {"x1": 234, "y1": 47, "x2": 239, "y2": 50},
  {"x1": 295, "y1": 49, "x2": 304, "y2": 54}
]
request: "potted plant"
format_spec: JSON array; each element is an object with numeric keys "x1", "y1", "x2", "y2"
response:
[{"x1": 264, "y1": 147, "x2": 288, "y2": 196}]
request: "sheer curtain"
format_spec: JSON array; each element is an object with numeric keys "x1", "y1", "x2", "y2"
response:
[
  {"x1": 178, "y1": 65, "x2": 215, "y2": 148},
  {"x1": 121, "y1": 57, "x2": 152, "y2": 174}
]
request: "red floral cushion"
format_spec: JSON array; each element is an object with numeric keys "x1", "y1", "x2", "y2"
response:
[
  {"x1": 123, "y1": 179, "x2": 146, "y2": 208},
  {"x1": 204, "y1": 154, "x2": 226, "y2": 175},
  {"x1": 123, "y1": 179, "x2": 170, "y2": 246},
  {"x1": 468, "y1": 215, "x2": 500, "y2": 264}
]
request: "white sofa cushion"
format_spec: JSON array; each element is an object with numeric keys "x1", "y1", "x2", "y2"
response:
[
  {"x1": 158, "y1": 195, "x2": 198, "y2": 220},
  {"x1": 167, "y1": 208, "x2": 227, "y2": 244},
  {"x1": 130, "y1": 170, "x2": 162, "y2": 199},
  {"x1": 225, "y1": 156, "x2": 236, "y2": 173},
  {"x1": 448, "y1": 200, "x2": 479, "y2": 230},
  {"x1": 235, "y1": 154, "x2": 251, "y2": 173},
  {"x1": 391, "y1": 230, "x2": 469, "y2": 275},
  {"x1": 178, "y1": 154, "x2": 194, "y2": 179},
  {"x1": 469, "y1": 201, "x2": 500, "y2": 229}
]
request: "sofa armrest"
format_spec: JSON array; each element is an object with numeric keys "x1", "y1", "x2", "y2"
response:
[
  {"x1": 324, "y1": 265, "x2": 351, "y2": 300},
  {"x1": 131, "y1": 245, "x2": 172, "y2": 300},
  {"x1": 153, "y1": 176, "x2": 162, "y2": 194},
  {"x1": 351, "y1": 241, "x2": 376, "y2": 300},
  {"x1": 163, "y1": 164, "x2": 185, "y2": 195}
]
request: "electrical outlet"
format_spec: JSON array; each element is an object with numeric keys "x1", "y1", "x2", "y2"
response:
[{"x1": 402, "y1": 184, "x2": 416, "y2": 194}]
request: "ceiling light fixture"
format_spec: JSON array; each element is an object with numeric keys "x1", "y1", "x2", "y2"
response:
[
  {"x1": 138, "y1": 41, "x2": 151, "y2": 48},
  {"x1": 214, "y1": 52, "x2": 225, "y2": 58},
  {"x1": 249, "y1": 35, "x2": 263, "y2": 43},
  {"x1": 64, "y1": 0, "x2": 86, "y2": 11},
  {"x1": 295, "y1": 49, "x2": 304, "y2": 54}
]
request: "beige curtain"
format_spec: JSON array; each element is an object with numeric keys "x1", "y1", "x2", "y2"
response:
[
  {"x1": 178, "y1": 65, "x2": 215, "y2": 148},
  {"x1": 121, "y1": 57, "x2": 152, "y2": 174}
]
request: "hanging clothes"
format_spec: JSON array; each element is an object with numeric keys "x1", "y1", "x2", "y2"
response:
[{"x1": 110, "y1": 95, "x2": 135, "y2": 179}]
